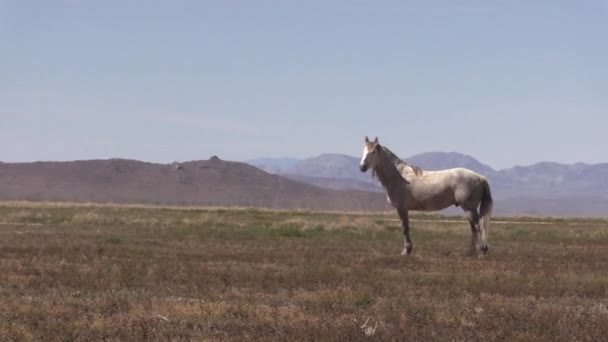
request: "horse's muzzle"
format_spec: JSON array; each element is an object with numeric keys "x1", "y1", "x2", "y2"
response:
[{"x1": 359, "y1": 164, "x2": 368, "y2": 173}]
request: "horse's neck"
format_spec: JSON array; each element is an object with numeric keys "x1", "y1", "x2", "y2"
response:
[
  {"x1": 375, "y1": 157, "x2": 410, "y2": 190},
  {"x1": 381, "y1": 146, "x2": 420, "y2": 182},
  {"x1": 398, "y1": 166, "x2": 419, "y2": 183},
  {"x1": 375, "y1": 161, "x2": 415, "y2": 208}
]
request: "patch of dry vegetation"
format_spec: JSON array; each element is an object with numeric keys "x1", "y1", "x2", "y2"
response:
[{"x1": 1, "y1": 204, "x2": 607, "y2": 340}]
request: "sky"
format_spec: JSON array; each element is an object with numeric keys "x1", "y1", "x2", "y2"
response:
[{"x1": 1, "y1": 0, "x2": 606, "y2": 170}]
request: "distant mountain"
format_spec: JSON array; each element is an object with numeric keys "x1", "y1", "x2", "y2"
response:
[
  {"x1": 247, "y1": 151, "x2": 497, "y2": 185},
  {"x1": 405, "y1": 152, "x2": 496, "y2": 176},
  {"x1": 3, "y1": 151, "x2": 606, "y2": 216},
  {"x1": 0, "y1": 157, "x2": 389, "y2": 211},
  {"x1": 288, "y1": 154, "x2": 370, "y2": 183},
  {"x1": 246, "y1": 151, "x2": 608, "y2": 217},
  {"x1": 247, "y1": 155, "x2": 382, "y2": 192},
  {"x1": 245, "y1": 157, "x2": 300, "y2": 174},
  {"x1": 495, "y1": 162, "x2": 608, "y2": 199},
  {"x1": 281, "y1": 174, "x2": 382, "y2": 192}
]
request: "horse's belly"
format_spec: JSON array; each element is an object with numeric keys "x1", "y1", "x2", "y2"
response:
[
  {"x1": 409, "y1": 185, "x2": 455, "y2": 211},
  {"x1": 418, "y1": 197, "x2": 454, "y2": 211}
]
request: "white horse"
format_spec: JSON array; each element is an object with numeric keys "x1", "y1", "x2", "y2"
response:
[{"x1": 359, "y1": 137, "x2": 493, "y2": 256}]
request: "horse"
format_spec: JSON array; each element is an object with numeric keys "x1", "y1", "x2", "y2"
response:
[{"x1": 359, "y1": 137, "x2": 493, "y2": 256}]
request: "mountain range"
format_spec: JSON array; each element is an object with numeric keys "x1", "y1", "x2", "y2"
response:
[
  {"x1": 248, "y1": 152, "x2": 608, "y2": 217},
  {"x1": 0, "y1": 157, "x2": 388, "y2": 211},
  {"x1": 1, "y1": 151, "x2": 606, "y2": 216}
]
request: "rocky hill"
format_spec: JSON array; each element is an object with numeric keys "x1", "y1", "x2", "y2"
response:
[{"x1": 0, "y1": 157, "x2": 389, "y2": 211}]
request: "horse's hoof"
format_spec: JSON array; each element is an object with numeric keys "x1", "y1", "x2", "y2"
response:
[
  {"x1": 401, "y1": 247, "x2": 413, "y2": 256},
  {"x1": 481, "y1": 245, "x2": 489, "y2": 254}
]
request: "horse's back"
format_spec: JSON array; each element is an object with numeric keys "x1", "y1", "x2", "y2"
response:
[
  {"x1": 418, "y1": 167, "x2": 485, "y2": 184},
  {"x1": 412, "y1": 167, "x2": 487, "y2": 209}
]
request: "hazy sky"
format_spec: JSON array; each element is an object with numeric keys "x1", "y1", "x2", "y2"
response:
[{"x1": 1, "y1": 1, "x2": 606, "y2": 169}]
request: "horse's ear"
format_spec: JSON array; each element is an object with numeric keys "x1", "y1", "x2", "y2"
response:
[
  {"x1": 365, "y1": 136, "x2": 370, "y2": 143},
  {"x1": 373, "y1": 137, "x2": 379, "y2": 144}
]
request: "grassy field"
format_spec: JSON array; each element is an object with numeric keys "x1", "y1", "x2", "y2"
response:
[{"x1": 1, "y1": 203, "x2": 607, "y2": 341}]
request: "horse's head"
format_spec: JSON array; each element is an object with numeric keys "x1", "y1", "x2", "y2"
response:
[{"x1": 359, "y1": 136, "x2": 381, "y2": 173}]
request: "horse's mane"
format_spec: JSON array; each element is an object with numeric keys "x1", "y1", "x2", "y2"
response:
[{"x1": 380, "y1": 146, "x2": 423, "y2": 176}]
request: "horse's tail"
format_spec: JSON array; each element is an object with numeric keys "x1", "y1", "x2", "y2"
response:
[{"x1": 479, "y1": 178, "x2": 493, "y2": 252}]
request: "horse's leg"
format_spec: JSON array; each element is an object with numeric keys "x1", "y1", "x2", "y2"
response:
[
  {"x1": 480, "y1": 228, "x2": 489, "y2": 255},
  {"x1": 465, "y1": 209, "x2": 480, "y2": 256},
  {"x1": 397, "y1": 207, "x2": 413, "y2": 255}
]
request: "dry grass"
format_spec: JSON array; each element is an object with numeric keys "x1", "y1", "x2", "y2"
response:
[{"x1": 1, "y1": 203, "x2": 607, "y2": 341}]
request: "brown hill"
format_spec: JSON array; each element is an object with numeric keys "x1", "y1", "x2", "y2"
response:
[{"x1": 0, "y1": 157, "x2": 389, "y2": 211}]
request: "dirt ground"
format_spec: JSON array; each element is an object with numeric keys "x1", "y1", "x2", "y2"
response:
[{"x1": 1, "y1": 203, "x2": 607, "y2": 341}]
